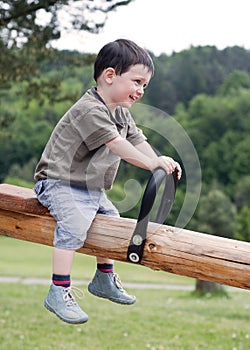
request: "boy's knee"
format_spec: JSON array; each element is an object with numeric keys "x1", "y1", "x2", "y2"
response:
[{"x1": 54, "y1": 226, "x2": 87, "y2": 250}]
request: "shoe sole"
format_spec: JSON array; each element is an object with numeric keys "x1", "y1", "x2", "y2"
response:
[
  {"x1": 88, "y1": 285, "x2": 136, "y2": 305},
  {"x1": 44, "y1": 299, "x2": 88, "y2": 324}
]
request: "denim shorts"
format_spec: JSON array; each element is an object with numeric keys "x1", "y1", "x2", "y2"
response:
[{"x1": 34, "y1": 179, "x2": 119, "y2": 250}]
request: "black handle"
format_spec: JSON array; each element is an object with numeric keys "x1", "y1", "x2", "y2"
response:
[{"x1": 127, "y1": 168, "x2": 177, "y2": 264}]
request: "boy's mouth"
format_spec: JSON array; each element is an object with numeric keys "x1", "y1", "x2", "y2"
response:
[{"x1": 129, "y1": 95, "x2": 138, "y2": 102}]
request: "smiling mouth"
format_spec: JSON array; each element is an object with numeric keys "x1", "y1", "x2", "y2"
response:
[{"x1": 129, "y1": 95, "x2": 137, "y2": 102}]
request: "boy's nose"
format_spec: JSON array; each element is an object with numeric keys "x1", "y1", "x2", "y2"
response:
[{"x1": 136, "y1": 86, "x2": 144, "y2": 97}]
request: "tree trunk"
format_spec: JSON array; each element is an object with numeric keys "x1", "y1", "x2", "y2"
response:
[{"x1": 195, "y1": 279, "x2": 226, "y2": 295}]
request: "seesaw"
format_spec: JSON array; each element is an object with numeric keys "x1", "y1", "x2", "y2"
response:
[{"x1": 0, "y1": 169, "x2": 250, "y2": 290}]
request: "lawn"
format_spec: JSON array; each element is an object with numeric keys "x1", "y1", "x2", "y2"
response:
[
  {"x1": 0, "y1": 237, "x2": 193, "y2": 285},
  {"x1": 1, "y1": 237, "x2": 250, "y2": 350}
]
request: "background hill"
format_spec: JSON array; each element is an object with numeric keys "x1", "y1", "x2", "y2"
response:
[{"x1": 1, "y1": 45, "x2": 250, "y2": 240}]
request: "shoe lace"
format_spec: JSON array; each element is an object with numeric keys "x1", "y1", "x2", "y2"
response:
[
  {"x1": 63, "y1": 286, "x2": 84, "y2": 306},
  {"x1": 113, "y1": 273, "x2": 125, "y2": 291}
]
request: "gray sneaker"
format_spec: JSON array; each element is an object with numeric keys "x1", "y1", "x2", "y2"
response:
[
  {"x1": 88, "y1": 270, "x2": 136, "y2": 305},
  {"x1": 44, "y1": 284, "x2": 89, "y2": 324}
]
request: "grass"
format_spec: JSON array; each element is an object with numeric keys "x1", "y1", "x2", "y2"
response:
[
  {"x1": 0, "y1": 237, "x2": 193, "y2": 285},
  {"x1": 1, "y1": 285, "x2": 250, "y2": 350},
  {"x1": 1, "y1": 237, "x2": 250, "y2": 350}
]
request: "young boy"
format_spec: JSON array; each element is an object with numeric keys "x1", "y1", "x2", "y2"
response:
[{"x1": 34, "y1": 39, "x2": 182, "y2": 324}]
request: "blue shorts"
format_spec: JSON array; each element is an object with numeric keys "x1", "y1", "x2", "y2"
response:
[{"x1": 34, "y1": 179, "x2": 119, "y2": 250}]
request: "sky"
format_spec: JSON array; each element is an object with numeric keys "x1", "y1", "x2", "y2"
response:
[{"x1": 53, "y1": 0, "x2": 250, "y2": 56}]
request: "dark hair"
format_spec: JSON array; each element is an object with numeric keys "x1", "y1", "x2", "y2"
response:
[{"x1": 94, "y1": 39, "x2": 154, "y2": 81}]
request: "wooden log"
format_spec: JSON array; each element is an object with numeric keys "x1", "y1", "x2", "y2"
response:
[{"x1": 0, "y1": 184, "x2": 250, "y2": 290}]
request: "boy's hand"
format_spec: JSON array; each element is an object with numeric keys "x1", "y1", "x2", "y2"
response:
[
  {"x1": 152, "y1": 156, "x2": 182, "y2": 180},
  {"x1": 106, "y1": 136, "x2": 182, "y2": 180}
]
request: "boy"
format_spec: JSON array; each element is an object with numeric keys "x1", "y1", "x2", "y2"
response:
[{"x1": 34, "y1": 39, "x2": 182, "y2": 324}]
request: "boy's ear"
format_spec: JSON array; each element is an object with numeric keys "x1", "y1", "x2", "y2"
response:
[{"x1": 103, "y1": 67, "x2": 116, "y2": 84}]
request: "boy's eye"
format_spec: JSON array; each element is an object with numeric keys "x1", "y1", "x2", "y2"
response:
[{"x1": 135, "y1": 80, "x2": 147, "y2": 89}]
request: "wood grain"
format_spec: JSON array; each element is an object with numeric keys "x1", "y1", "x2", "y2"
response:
[{"x1": 1, "y1": 184, "x2": 250, "y2": 290}]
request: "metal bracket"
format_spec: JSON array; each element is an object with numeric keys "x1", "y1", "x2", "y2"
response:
[{"x1": 127, "y1": 168, "x2": 177, "y2": 264}]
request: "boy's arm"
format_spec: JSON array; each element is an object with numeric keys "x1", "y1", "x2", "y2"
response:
[
  {"x1": 106, "y1": 136, "x2": 181, "y2": 179},
  {"x1": 134, "y1": 140, "x2": 158, "y2": 159}
]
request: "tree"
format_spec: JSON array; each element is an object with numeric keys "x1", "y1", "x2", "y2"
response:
[
  {"x1": 0, "y1": 0, "x2": 133, "y2": 45},
  {"x1": 174, "y1": 81, "x2": 250, "y2": 193},
  {"x1": 0, "y1": 0, "x2": 133, "y2": 156},
  {"x1": 194, "y1": 188, "x2": 237, "y2": 296},
  {"x1": 197, "y1": 189, "x2": 237, "y2": 238},
  {"x1": 0, "y1": 0, "x2": 133, "y2": 83},
  {"x1": 235, "y1": 205, "x2": 250, "y2": 242},
  {"x1": 145, "y1": 46, "x2": 250, "y2": 115},
  {"x1": 234, "y1": 175, "x2": 250, "y2": 210},
  {"x1": 218, "y1": 70, "x2": 250, "y2": 96}
]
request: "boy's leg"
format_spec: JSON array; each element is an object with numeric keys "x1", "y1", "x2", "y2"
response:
[
  {"x1": 89, "y1": 255, "x2": 136, "y2": 305},
  {"x1": 44, "y1": 247, "x2": 88, "y2": 324},
  {"x1": 96, "y1": 257, "x2": 114, "y2": 265},
  {"x1": 53, "y1": 247, "x2": 75, "y2": 275},
  {"x1": 34, "y1": 180, "x2": 93, "y2": 324},
  {"x1": 88, "y1": 192, "x2": 136, "y2": 305}
]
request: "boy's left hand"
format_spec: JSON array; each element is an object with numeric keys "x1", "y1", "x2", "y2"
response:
[{"x1": 174, "y1": 161, "x2": 182, "y2": 180}]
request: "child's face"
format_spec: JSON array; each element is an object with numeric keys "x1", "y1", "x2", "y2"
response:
[{"x1": 107, "y1": 64, "x2": 152, "y2": 111}]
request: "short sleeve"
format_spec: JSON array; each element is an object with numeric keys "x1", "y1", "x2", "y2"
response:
[
  {"x1": 76, "y1": 106, "x2": 120, "y2": 150},
  {"x1": 125, "y1": 110, "x2": 147, "y2": 146}
]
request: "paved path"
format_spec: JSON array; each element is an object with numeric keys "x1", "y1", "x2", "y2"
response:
[
  {"x1": 0, "y1": 276, "x2": 248, "y2": 292},
  {"x1": 0, "y1": 276, "x2": 193, "y2": 290}
]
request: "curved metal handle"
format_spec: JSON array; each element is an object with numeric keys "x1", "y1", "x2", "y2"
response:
[{"x1": 127, "y1": 168, "x2": 177, "y2": 264}]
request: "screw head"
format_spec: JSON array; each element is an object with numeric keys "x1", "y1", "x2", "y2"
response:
[
  {"x1": 132, "y1": 234, "x2": 143, "y2": 246},
  {"x1": 129, "y1": 252, "x2": 140, "y2": 263}
]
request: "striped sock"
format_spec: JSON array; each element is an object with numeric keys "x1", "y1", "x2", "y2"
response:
[
  {"x1": 97, "y1": 263, "x2": 114, "y2": 273},
  {"x1": 52, "y1": 274, "x2": 71, "y2": 288}
]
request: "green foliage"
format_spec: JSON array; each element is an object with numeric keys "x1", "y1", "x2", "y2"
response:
[
  {"x1": 218, "y1": 70, "x2": 250, "y2": 95},
  {"x1": 234, "y1": 175, "x2": 250, "y2": 209},
  {"x1": 6, "y1": 157, "x2": 37, "y2": 183},
  {"x1": 0, "y1": 58, "x2": 95, "y2": 182},
  {"x1": 0, "y1": 106, "x2": 16, "y2": 140},
  {"x1": 146, "y1": 46, "x2": 250, "y2": 114},
  {"x1": 195, "y1": 188, "x2": 237, "y2": 238},
  {"x1": 3, "y1": 177, "x2": 34, "y2": 189},
  {"x1": 175, "y1": 86, "x2": 250, "y2": 194},
  {"x1": 235, "y1": 205, "x2": 250, "y2": 242},
  {"x1": 1, "y1": 45, "x2": 250, "y2": 244},
  {"x1": 0, "y1": 0, "x2": 133, "y2": 82}
]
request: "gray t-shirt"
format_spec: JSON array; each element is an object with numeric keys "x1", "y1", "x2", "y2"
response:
[{"x1": 34, "y1": 87, "x2": 146, "y2": 189}]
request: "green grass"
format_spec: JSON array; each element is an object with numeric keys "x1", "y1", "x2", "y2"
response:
[
  {"x1": 1, "y1": 237, "x2": 250, "y2": 350},
  {"x1": 1, "y1": 284, "x2": 250, "y2": 350},
  {"x1": 0, "y1": 237, "x2": 193, "y2": 285}
]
